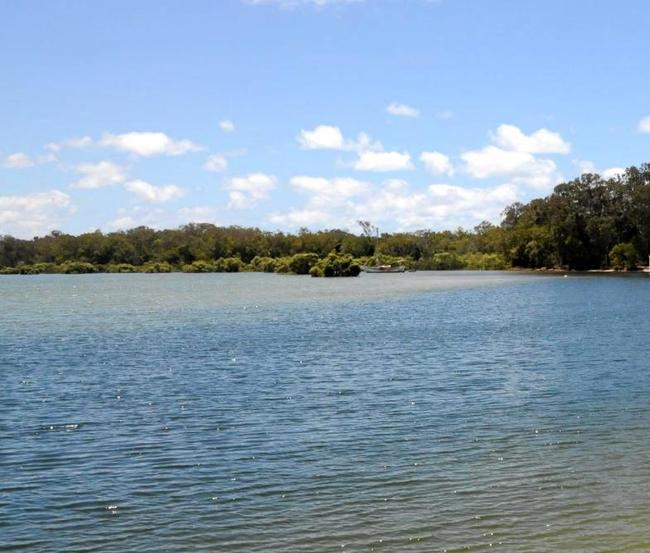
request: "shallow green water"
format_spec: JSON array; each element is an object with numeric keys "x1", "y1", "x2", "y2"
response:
[{"x1": 2, "y1": 271, "x2": 650, "y2": 552}]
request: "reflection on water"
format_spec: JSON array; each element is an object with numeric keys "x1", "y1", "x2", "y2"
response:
[{"x1": 2, "y1": 272, "x2": 650, "y2": 551}]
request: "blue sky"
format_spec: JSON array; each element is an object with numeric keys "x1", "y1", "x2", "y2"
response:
[{"x1": 1, "y1": 0, "x2": 649, "y2": 238}]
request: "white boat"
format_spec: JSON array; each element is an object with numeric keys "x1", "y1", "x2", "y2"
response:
[{"x1": 362, "y1": 265, "x2": 406, "y2": 273}]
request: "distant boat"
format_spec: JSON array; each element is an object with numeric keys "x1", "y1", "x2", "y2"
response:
[
  {"x1": 357, "y1": 222, "x2": 408, "y2": 274},
  {"x1": 362, "y1": 264, "x2": 406, "y2": 273}
]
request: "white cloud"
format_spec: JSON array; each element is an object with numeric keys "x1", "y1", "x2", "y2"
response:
[
  {"x1": 124, "y1": 180, "x2": 186, "y2": 203},
  {"x1": 602, "y1": 167, "x2": 625, "y2": 179},
  {"x1": 575, "y1": 159, "x2": 597, "y2": 175},
  {"x1": 0, "y1": 190, "x2": 74, "y2": 237},
  {"x1": 347, "y1": 132, "x2": 383, "y2": 153},
  {"x1": 462, "y1": 146, "x2": 541, "y2": 178},
  {"x1": 107, "y1": 215, "x2": 136, "y2": 231},
  {"x1": 269, "y1": 209, "x2": 332, "y2": 227},
  {"x1": 298, "y1": 125, "x2": 345, "y2": 150},
  {"x1": 271, "y1": 175, "x2": 370, "y2": 227},
  {"x1": 45, "y1": 136, "x2": 93, "y2": 153},
  {"x1": 420, "y1": 151, "x2": 454, "y2": 176},
  {"x1": 638, "y1": 116, "x2": 650, "y2": 133},
  {"x1": 492, "y1": 124, "x2": 571, "y2": 154},
  {"x1": 203, "y1": 154, "x2": 228, "y2": 172},
  {"x1": 575, "y1": 161, "x2": 625, "y2": 180},
  {"x1": 270, "y1": 178, "x2": 520, "y2": 231},
  {"x1": 100, "y1": 132, "x2": 202, "y2": 157},
  {"x1": 219, "y1": 120, "x2": 235, "y2": 132},
  {"x1": 2, "y1": 152, "x2": 34, "y2": 168},
  {"x1": 371, "y1": 180, "x2": 519, "y2": 229},
  {"x1": 353, "y1": 150, "x2": 414, "y2": 172},
  {"x1": 297, "y1": 125, "x2": 383, "y2": 153},
  {"x1": 436, "y1": 110, "x2": 454, "y2": 120},
  {"x1": 106, "y1": 206, "x2": 216, "y2": 231},
  {"x1": 225, "y1": 173, "x2": 277, "y2": 209},
  {"x1": 386, "y1": 102, "x2": 420, "y2": 118},
  {"x1": 290, "y1": 176, "x2": 370, "y2": 210},
  {"x1": 72, "y1": 161, "x2": 128, "y2": 189},
  {"x1": 178, "y1": 206, "x2": 218, "y2": 222},
  {"x1": 461, "y1": 145, "x2": 559, "y2": 189}
]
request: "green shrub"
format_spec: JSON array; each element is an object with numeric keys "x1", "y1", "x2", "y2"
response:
[
  {"x1": 139, "y1": 261, "x2": 173, "y2": 273},
  {"x1": 460, "y1": 252, "x2": 507, "y2": 270},
  {"x1": 359, "y1": 254, "x2": 411, "y2": 269},
  {"x1": 418, "y1": 252, "x2": 465, "y2": 270},
  {"x1": 609, "y1": 242, "x2": 639, "y2": 270},
  {"x1": 57, "y1": 261, "x2": 97, "y2": 274},
  {"x1": 288, "y1": 253, "x2": 320, "y2": 274},
  {"x1": 249, "y1": 256, "x2": 277, "y2": 273},
  {"x1": 182, "y1": 260, "x2": 215, "y2": 273},
  {"x1": 214, "y1": 257, "x2": 243, "y2": 272},
  {"x1": 106, "y1": 263, "x2": 137, "y2": 273},
  {"x1": 273, "y1": 257, "x2": 292, "y2": 273},
  {"x1": 310, "y1": 252, "x2": 361, "y2": 277},
  {"x1": 12, "y1": 263, "x2": 56, "y2": 275}
]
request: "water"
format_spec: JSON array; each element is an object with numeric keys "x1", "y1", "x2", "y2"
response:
[{"x1": 2, "y1": 271, "x2": 650, "y2": 552}]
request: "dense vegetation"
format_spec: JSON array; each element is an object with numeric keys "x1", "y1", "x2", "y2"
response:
[{"x1": 2, "y1": 164, "x2": 649, "y2": 275}]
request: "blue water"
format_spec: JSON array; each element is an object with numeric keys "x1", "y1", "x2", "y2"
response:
[{"x1": 2, "y1": 272, "x2": 650, "y2": 551}]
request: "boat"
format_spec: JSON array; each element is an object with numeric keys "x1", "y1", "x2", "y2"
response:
[
  {"x1": 358, "y1": 221, "x2": 408, "y2": 273},
  {"x1": 362, "y1": 264, "x2": 406, "y2": 273}
]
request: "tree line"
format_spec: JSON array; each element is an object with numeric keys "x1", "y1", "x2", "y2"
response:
[{"x1": 1, "y1": 163, "x2": 649, "y2": 275}]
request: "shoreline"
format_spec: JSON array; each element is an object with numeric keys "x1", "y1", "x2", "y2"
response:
[{"x1": 2, "y1": 266, "x2": 650, "y2": 276}]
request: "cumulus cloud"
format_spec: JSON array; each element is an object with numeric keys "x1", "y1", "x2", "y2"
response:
[
  {"x1": 2, "y1": 152, "x2": 35, "y2": 168},
  {"x1": 225, "y1": 173, "x2": 277, "y2": 209},
  {"x1": 0, "y1": 190, "x2": 74, "y2": 237},
  {"x1": 72, "y1": 161, "x2": 128, "y2": 189},
  {"x1": 271, "y1": 175, "x2": 370, "y2": 227},
  {"x1": 124, "y1": 180, "x2": 186, "y2": 203},
  {"x1": 45, "y1": 136, "x2": 93, "y2": 153},
  {"x1": 459, "y1": 124, "x2": 569, "y2": 189},
  {"x1": 298, "y1": 125, "x2": 345, "y2": 150},
  {"x1": 107, "y1": 214, "x2": 136, "y2": 231},
  {"x1": 420, "y1": 151, "x2": 454, "y2": 176},
  {"x1": 352, "y1": 182, "x2": 518, "y2": 230},
  {"x1": 291, "y1": 175, "x2": 369, "y2": 196},
  {"x1": 386, "y1": 102, "x2": 420, "y2": 118},
  {"x1": 269, "y1": 209, "x2": 332, "y2": 227},
  {"x1": 602, "y1": 167, "x2": 625, "y2": 179},
  {"x1": 353, "y1": 150, "x2": 414, "y2": 172},
  {"x1": 492, "y1": 124, "x2": 571, "y2": 154},
  {"x1": 106, "y1": 205, "x2": 219, "y2": 232},
  {"x1": 271, "y1": 176, "x2": 519, "y2": 231},
  {"x1": 638, "y1": 116, "x2": 650, "y2": 133},
  {"x1": 100, "y1": 132, "x2": 202, "y2": 157},
  {"x1": 290, "y1": 176, "x2": 370, "y2": 210},
  {"x1": 575, "y1": 160, "x2": 625, "y2": 180},
  {"x1": 106, "y1": 206, "x2": 171, "y2": 231},
  {"x1": 461, "y1": 145, "x2": 560, "y2": 190},
  {"x1": 178, "y1": 206, "x2": 218, "y2": 222},
  {"x1": 297, "y1": 125, "x2": 384, "y2": 156},
  {"x1": 575, "y1": 159, "x2": 597, "y2": 175},
  {"x1": 219, "y1": 120, "x2": 235, "y2": 132},
  {"x1": 462, "y1": 146, "x2": 547, "y2": 178},
  {"x1": 298, "y1": 124, "x2": 405, "y2": 171},
  {"x1": 203, "y1": 154, "x2": 229, "y2": 172}
]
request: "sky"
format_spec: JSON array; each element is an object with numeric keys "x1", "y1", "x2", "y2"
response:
[{"x1": 1, "y1": 0, "x2": 650, "y2": 239}]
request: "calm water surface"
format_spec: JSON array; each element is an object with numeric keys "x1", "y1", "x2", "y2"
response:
[{"x1": 2, "y1": 271, "x2": 650, "y2": 552}]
